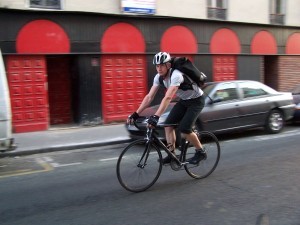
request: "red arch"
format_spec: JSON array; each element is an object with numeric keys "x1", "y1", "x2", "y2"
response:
[
  {"x1": 286, "y1": 33, "x2": 300, "y2": 54},
  {"x1": 101, "y1": 23, "x2": 145, "y2": 52},
  {"x1": 251, "y1": 31, "x2": 277, "y2": 54},
  {"x1": 16, "y1": 20, "x2": 70, "y2": 53},
  {"x1": 161, "y1": 26, "x2": 198, "y2": 54},
  {"x1": 210, "y1": 28, "x2": 241, "y2": 54}
]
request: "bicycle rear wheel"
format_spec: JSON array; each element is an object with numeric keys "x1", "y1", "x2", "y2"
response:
[
  {"x1": 116, "y1": 139, "x2": 162, "y2": 192},
  {"x1": 184, "y1": 131, "x2": 220, "y2": 179}
]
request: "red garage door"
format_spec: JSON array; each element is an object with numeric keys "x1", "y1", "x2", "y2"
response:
[
  {"x1": 101, "y1": 55, "x2": 146, "y2": 123},
  {"x1": 6, "y1": 56, "x2": 49, "y2": 133},
  {"x1": 213, "y1": 55, "x2": 237, "y2": 81},
  {"x1": 13, "y1": 19, "x2": 71, "y2": 132},
  {"x1": 210, "y1": 28, "x2": 241, "y2": 81},
  {"x1": 101, "y1": 22, "x2": 147, "y2": 123}
]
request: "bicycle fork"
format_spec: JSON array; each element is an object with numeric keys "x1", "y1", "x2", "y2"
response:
[
  {"x1": 136, "y1": 128, "x2": 155, "y2": 168},
  {"x1": 137, "y1": 141, "x2": 152, "y2": 169}
]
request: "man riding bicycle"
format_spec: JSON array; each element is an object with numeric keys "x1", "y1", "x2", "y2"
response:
[{"x1": 128, "y1": 52, "x2": 206, "y2": 165}]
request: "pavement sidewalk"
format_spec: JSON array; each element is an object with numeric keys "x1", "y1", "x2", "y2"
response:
[{"x1": 1, "y1": 123, "x2": 132, "y2": 157}]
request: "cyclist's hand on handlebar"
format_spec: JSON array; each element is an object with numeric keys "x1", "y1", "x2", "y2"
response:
[
  {"x1": 127, "y1": 112, "x2": 139, "y2": 125},
  {"x1": 147, "y1": 115, "x2": 160, "y2": 128}
]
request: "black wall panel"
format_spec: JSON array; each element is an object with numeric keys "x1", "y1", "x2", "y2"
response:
[
  {"x1": 74, "y1": 55, "x2": 102, "y2": 125},
  {"x1": 194, "y1": 55, "x2": 213, "y2": 82},
  {"x1": 237, "y1": 56, "x2": 262, "y2": 81}
]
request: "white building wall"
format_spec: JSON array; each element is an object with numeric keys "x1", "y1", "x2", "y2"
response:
[
  {"x1": 0, "y1": 0, "x2": 121, "y2": 14},
  {"x1": 65, "y1": 0, "x2": 120, "y2": 14},
  {"x1": 228, "y1": 0, "x2": 269, "y2": 24},
  {"x1": 0, "y1": 0, "x2": 299, "y2": 27},
  {"x1": 0, "y1": 0, "x2": 25, "y2": 9},
  {"x1": 286, "y1": 0, "x2": 300, "y2": 26},
  {"x1": 156, "y1": 0, "x2": 206, "y2": 19},
  {"x1": 65, "y1": 0, "x2": 207, "y2": 19}
]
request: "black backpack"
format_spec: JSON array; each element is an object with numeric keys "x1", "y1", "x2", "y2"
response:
[{"x1": 159, "y1": 57, "x2": 207, "y2": 90}]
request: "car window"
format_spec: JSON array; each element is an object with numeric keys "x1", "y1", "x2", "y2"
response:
[
  {"x1": 239, "y1": 82, "x2": 268, "y2": 98},
  {"x1": 212, "y1": 83, "x2": 238, "y2": 102}
]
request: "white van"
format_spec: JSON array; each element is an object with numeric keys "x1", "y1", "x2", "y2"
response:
[{"x1": 0, "y1": 49, "x2": 16, "y2": 152}]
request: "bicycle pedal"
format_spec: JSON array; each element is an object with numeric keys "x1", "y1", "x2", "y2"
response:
[{"x1": 170, "y1": 160, "x2": 182, "y2": 171}]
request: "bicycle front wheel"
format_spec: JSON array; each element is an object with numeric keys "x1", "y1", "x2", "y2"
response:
[
  {"x1": 116, "y1": 139, "x2": 162, "y2": 192},
  {"x1": 184, "y1": 131, "x2": 220, "y2": 179}
]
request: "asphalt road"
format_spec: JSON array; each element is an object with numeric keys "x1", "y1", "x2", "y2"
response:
[{"x1": 0, "y1": 126, "x2": 300, "y2": 225}]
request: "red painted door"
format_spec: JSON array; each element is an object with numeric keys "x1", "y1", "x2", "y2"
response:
[
  {"x1": 101, "y1": 55, "x2": 147, "y2": 123},
  {"x1": 213, "y1": 55, "x2": 237, "y2": 81},
  {"x1": 6, "y1": 56, "x2": 49, "y2": 133},
  {"x1": 47, "y1": 56, "x2": 72, "y2": 125}
]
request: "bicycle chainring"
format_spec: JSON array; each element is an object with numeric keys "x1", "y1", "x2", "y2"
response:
[{"x1": 170, "y1": 159, "x2": 182, "y2": 171}]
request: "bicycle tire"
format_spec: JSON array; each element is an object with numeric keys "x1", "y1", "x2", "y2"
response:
[
  {"x1": 184, "y1": 131, "x2": 220, "y2": 179},
  {"x1": 116, "y1": 139, "x2": 163, "y2": 192}
]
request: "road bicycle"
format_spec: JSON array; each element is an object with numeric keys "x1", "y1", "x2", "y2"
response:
[{"x1": 116, "y1": 121, "x2": 221, "y2": 192}]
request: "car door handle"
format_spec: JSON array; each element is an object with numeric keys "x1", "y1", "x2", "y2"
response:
[{"x1": 235, "y1": 104, "x2": 239, "y2": 106}]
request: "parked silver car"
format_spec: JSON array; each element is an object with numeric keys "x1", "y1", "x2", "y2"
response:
[
  {"x1": 291, "y1": 84, "x2": 300, "y2": 122},
  {"x1": 127, "y1": 80, "x2": 295, "y2": 140}
]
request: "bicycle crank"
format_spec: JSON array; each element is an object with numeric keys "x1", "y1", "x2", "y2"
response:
[{"x1": 170, "y1": 159, "x2": 183, "y2": 171}]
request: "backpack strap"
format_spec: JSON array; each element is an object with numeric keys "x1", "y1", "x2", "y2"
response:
[
  {"x1": 158, "y1": 74, "x2": 164, "y2": 88},
  {"x1": 158, "y1": 68, "x2": 175, "y2": 89},
  {"x1": 159, "y1": 68, "x2": 193, "y2": 90}
]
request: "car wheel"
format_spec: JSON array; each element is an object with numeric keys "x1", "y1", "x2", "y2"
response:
[{"x1": 265, "y1": 109, "x2": 284, "y2": 134}]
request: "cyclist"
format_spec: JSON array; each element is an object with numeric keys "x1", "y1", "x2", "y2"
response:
[{"x1": 128, "y1": 52, "x2": 206, "y2": 165}]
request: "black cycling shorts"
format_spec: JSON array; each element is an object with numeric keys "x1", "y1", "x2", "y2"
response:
[{"x1": 164, "y1": 96, "x2": 205, "y2": 134}]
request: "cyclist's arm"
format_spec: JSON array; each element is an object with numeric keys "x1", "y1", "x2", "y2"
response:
[
  {"x1": 136, "y1": 85, "x2": 159, "y2": 114},
  {"x1": 154, "y1": 85, "x2": 178, "y2": 117}
]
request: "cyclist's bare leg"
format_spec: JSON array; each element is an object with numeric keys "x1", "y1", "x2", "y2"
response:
[
  {"x1": 164, "y1": 126, "x2": 176, "y2": 152},
  {"x1": 181, "y1": 132, "x2": 203, "y2": 149}
]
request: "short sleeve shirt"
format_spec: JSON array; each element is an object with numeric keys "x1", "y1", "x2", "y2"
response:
[{"x1": 153, "y1": 69, "x2": 203, "y2": 100}]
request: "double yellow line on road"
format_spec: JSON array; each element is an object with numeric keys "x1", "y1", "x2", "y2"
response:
[{"x1": 0, "y1": 158, "x2": 53, "y2": 179}]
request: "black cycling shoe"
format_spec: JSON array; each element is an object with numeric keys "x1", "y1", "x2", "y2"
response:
[
  {"x1": 186, "y1": 149, "x2": 207, "y2": 165},
  {"x1": 161, "y1": 155, "x2": 172, "y2": 165},
  {"x1": 160, "y1": 151, "x2": 179, "y2": 165}
]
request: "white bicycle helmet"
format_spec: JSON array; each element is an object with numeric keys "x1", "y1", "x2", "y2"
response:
[{"x1": 153, "y1": 52, "x2": 171, "y2": 65}]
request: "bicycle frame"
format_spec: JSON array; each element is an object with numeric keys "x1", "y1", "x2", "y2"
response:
[
  {"x1": 117, "y1": 122, "x2": 220, "y2": 192},
  {"x1": 144, "y1": 126, "x2": 187, "y2": 166}
]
